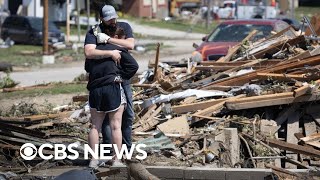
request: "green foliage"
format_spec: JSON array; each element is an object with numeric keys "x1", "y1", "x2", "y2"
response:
[
  {"x1": 73, "y1": 73, "x2": 88, "y2": 82},
  {"x1": 0, "y1": 73, "x2": 19, "y2": 88},
  {"x1": 7, "y1": 102, "x2": 39, "y2": 117},
  {"x1": 0, "y1": 45, "x2": 42, "y2": 66}
]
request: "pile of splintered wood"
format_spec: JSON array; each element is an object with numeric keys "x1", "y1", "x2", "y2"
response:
[
  {"x1": 129, "y1": 25, "x2": 320, "y2": 174},
  {"x1": 1, "y1": 22, "x2": 320, "y2": 178}
]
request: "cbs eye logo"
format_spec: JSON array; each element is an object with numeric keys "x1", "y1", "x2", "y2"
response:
[{"x1": 20, "y1": 143, "x2": 37, "y2": 160}]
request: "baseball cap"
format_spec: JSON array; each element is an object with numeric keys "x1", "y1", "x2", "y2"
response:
[{"x1": 100, "y1": 5, "x2": 118, "y2": 21}]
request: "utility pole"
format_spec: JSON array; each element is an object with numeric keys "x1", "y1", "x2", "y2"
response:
[
  {"x1": 206, "y1": 0, "x2": 211, "y2": 29},
  {"x1": 34, "y1": 0, "x2": 36, "y2": 17},
  {"x1": 86, "y1": 0, "x2": 90, "y2": 31},
  {"x1": 291, "y1": 0, "x2": 295, "y2": 19},
  {"x1": 77, "y1": 0, "x2": 81, "y2": 42},
  {"x1": 43, "y1": 0, "x2": 49, "y2": 54},
  {"x1": 66, "y1": 0, "x2": 70, "y2": 43}
]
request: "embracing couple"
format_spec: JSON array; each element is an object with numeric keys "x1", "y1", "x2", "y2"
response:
[{"x1": 84, "y1": 4, "x2": 139, "y2": 168}]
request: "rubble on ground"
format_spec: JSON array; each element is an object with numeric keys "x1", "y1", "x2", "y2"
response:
[{"x1": 1, "y1": 25, "x2": 320, "y2": 179}]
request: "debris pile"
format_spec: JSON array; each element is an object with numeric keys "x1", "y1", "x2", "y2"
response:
[
  {"x1": 129, "y1": 26, "x2": 320, "y2": 175},
  {"x1": 1, "y1": 25, "x2": 320, "y2": 178}
]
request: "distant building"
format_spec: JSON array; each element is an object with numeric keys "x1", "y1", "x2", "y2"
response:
[
  {"x1": 0, "y1": 0, "x2": 86, "y2": 22},
  {"x1": 122, "y1": 0, "x2": 168, "y2": 19}
]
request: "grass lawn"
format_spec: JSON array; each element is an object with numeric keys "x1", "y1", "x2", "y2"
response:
[
  {"x1": 0, "y1": 45, "x2": 43, "y2": 66},
  {"x1": 295, "y1": 6, "x2": 320, "y2": 20},
  {"x1": 60, "y1": 24, "x2": 89, "y2": 36},
  {"x1": 1, "y1": 83, "x2": 87, "y2": 99},
  {"x1": 0, "y1": 45, "x2": 84, "y2": 66},
  {"x1": 126, "y1": 16, "x2": 217, "y2": 34}
]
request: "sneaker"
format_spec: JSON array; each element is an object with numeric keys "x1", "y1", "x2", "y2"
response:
[
  {"x1": 111, "y1": 160, "x2": 126, "y2": 168},
  {"x1": 88, "y1": 159, "x2": 105, "y2": 169},
  {"x1": 102, "y1": 159, "x2": 113, "y2": 166}
]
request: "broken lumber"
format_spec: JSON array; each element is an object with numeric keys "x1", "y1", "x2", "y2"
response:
[
  {"x1": 203, "y1": 54, "x2": 320, "y2": 87},
  {"x1": 157, "y1": 115, "x2": 189, "y2": 136},
  {"x1": 72, "y1": 95, "x2": 88, "y2": 102},
  {"x1": 225, "y1": 92, "x2": 320, "y2": 110},
  {"x1": 265, "y1": 138, "x2": 320, "y2": 158},
  {"x1": 256, "y1": 73, "x2": 309, "y2": 82},
  {"x1": 286, "y1": 112, "x2": 299, "y2": 168},
  {"x1": 153, "y1": 43, "x2": 161, "y2": 82},
  {"x1": 171, "y1": 98, "x2": 226, "y2": 114},
  {"x1": 134, "y1": 105, "x2": 162, "y2": 132}
]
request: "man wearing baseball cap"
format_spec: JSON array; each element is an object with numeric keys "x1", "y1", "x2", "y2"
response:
[{"x1": 84, "y1": 4, "x2": 136, "y2": 168}]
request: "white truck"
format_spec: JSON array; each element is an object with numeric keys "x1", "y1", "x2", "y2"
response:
[{"x1": 216, "y1": 0, "x2": 278, "y2": 19}]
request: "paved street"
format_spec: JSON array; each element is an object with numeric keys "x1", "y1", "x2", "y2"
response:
[{"x1": 9, "y1": 21, "x2": 205, "y2": 86}]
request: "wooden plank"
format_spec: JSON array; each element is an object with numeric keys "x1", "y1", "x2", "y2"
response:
[
  {"x1": 300, "y1": 133, "x2": 320, "y2": 142},
  {"x1": 252, "y1": 36, "x2": 306, "y2": 59},
  {"x1": 265, "y1": 163, "x2": 300, "y2": 179},
  {"x1": 256, "y1": 73, "x2": 309, "y2": 82},
  {"x1": 134, "y1": 104, "x2": 157, "y2": 128},
  {"x1": 157, "y1": 115, "x2": 189, "y2": 136},
  {"x1": 23, "y1": 114, "x2": 60, "y2": 121},
  {"x1": 0, "y1": 121, "x2": 47, "y2": 138},
  {"x1": 192, "y1": 101, "x2": 226, "y2": 117},
  {"x1": 217, "y1": 30, "x2": 258, "y2": 62},
  {"x1": 200, "y1": 61, "x2": 247, "y2": 66},
  {"x1": 3, "y1": 84, "x2": 52, "y2": 93},
  {"x1": 140, "y1": 104, "x2": 157, "y2": 122},
  {"x1": 200, "y1": 60, "x2": 281, "y2": 67},
  {"x1": 0, "y1": 114, "x2": 60, "y2": 122},
  {"x1": 199, "y1": 59, "x2": 270, "y2": 89},
  {"x1": 293, "y1": 85, "x2": 311, "y2": 98},
  {"x1": 171, "y1": 98, "x2": 226, "y2": 114},
  {"x1": 305, "y1": 141, "x2": 320, "y2": 148},
  {"x1": 203, "y1": 54, "x2": 320, "y2": 87},
  {"x1": 195, "y1": 65, "x2": 240, "y2": 71},
  {"x1": 72, "y1": 95, "x2": 88, "y2": 102},
  {"x1": 191, "y1": 95, "x2": 245, "y2": 123},
  {"x1": 286, "y1": 112, "x2": 299, "y2": 169},
  {"x1": 266, "y1": 26, "x2": 293, "y2": 40},
  {"x1": 133, "y1": 105, "x2": 162, "y2": 132},
  {"x1": 26, "y1": 122, "x2": 54, "y2": 129},
  {"x1": 225, "y1": 92, "x2": 320, "y2": 110},
  {"x1": 132, "y1": 84, "x2": 157, "y2": 88},
  {"x1": 153, "y1": 43, "x2": 161, "y2": 82},
  {"x1": 194, "y1": 95, "x2": 246, "y2": 116},
  {"x1": 289, "y1": 50, "x2": 312, "y2": 61},
  {"x1": 219, "y1": 44, "x2": 241, "y2": 62},
  {"x1": 310, "y1": 45, "x2": 320, "y2": 56},
  {"x1": 196, "y1": 65, "x2": 273, "y2": 71},
  {"x1": 226, "y1": 92, "x2": 293, "y2": 104},
  {"x1": 265, "y1": 138, "x2": 320, "y2": 158}
]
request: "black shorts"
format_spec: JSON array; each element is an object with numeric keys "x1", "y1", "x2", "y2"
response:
[{"x1": 89, "y1": 83, "x2": 125, "y2": 112}]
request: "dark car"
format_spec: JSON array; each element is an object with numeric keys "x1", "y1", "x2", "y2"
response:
[
  {"x1": 1, "y1": 15, "x2": 65, "y2": 45},
  {"x1": 192, "y1": 19, "x2": 294, "y2": 61}
]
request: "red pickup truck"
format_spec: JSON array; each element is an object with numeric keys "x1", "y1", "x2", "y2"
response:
[{"x1": 192, "y1": 19, "x2": 293, "y2": 61}]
